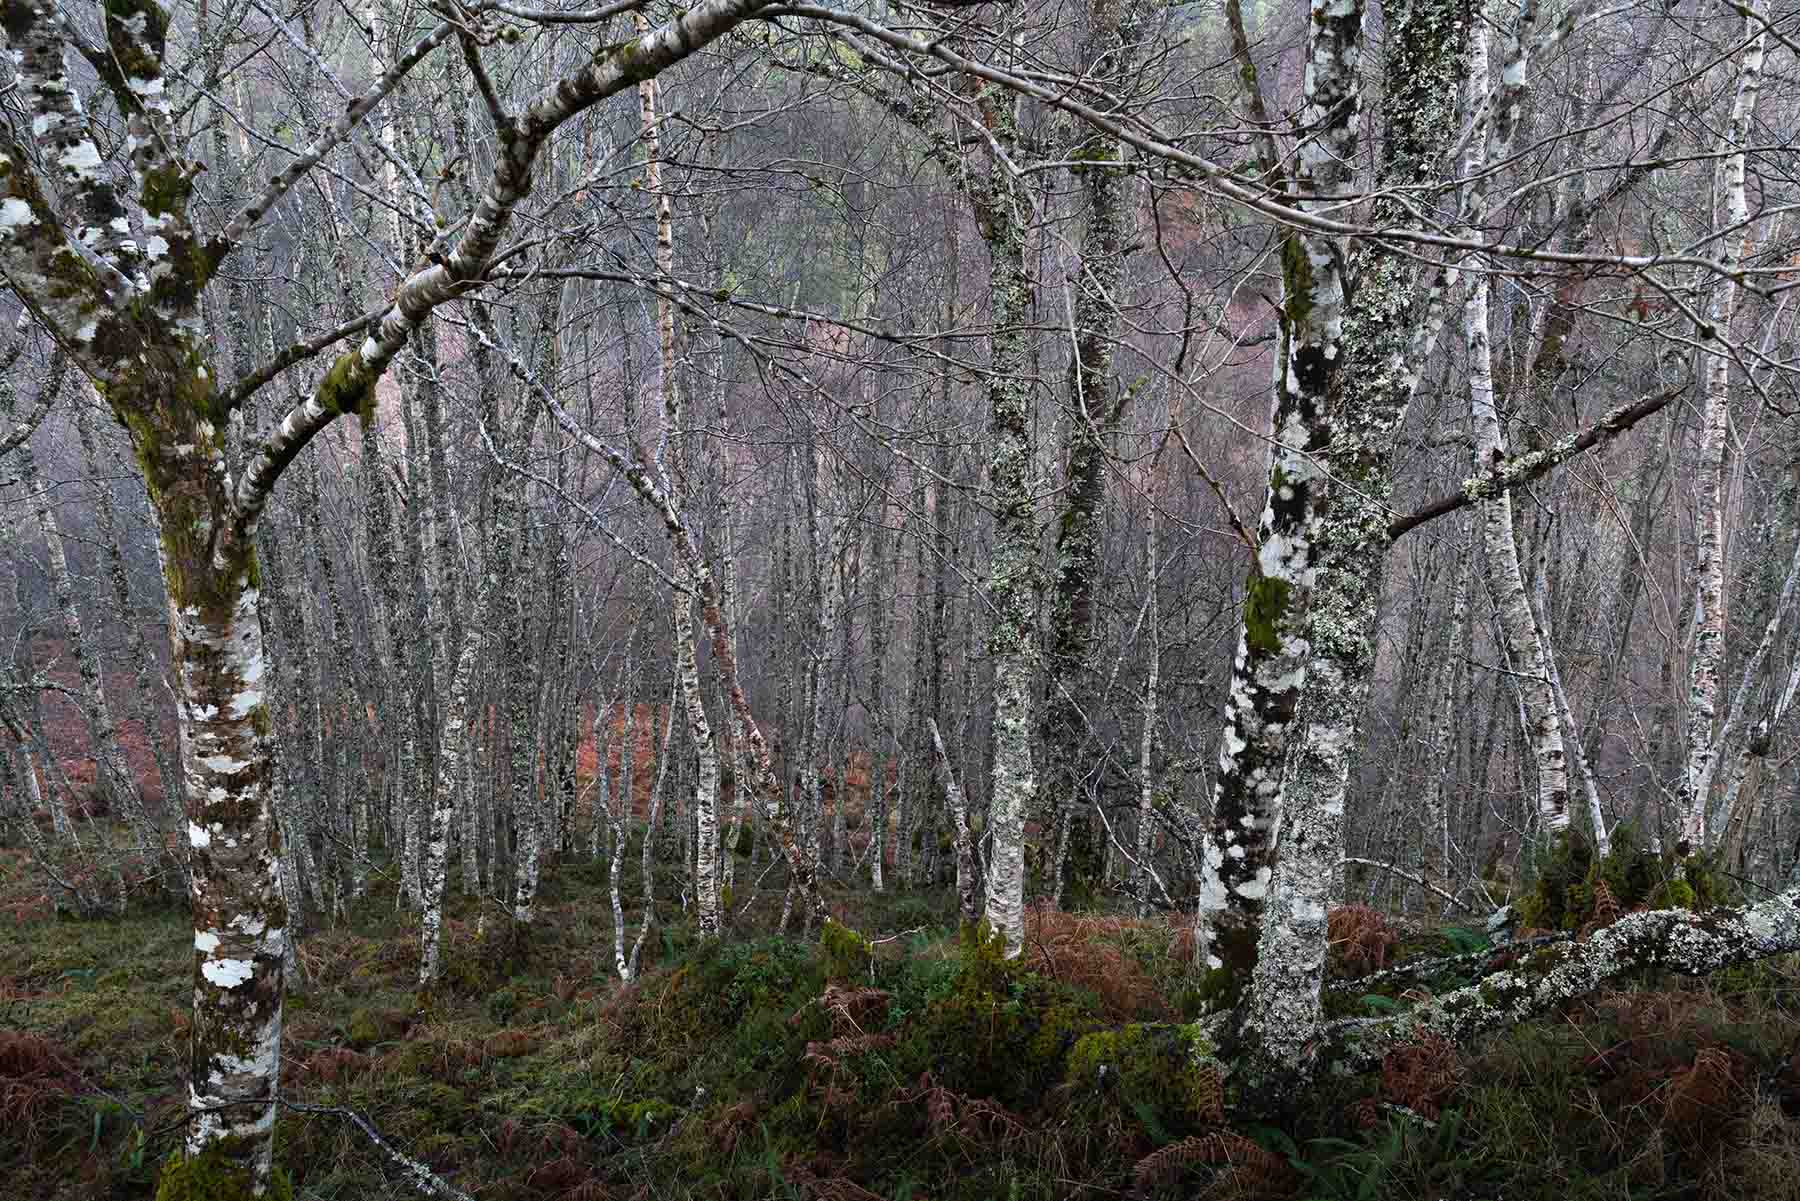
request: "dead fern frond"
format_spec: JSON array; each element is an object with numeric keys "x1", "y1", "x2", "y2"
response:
[
  {"x1": 525, "y1": 1154, "x2": 591, "y2": 1195},
  {"x1": 1194, "y1": 1131, "x2": 1299, "y2": 1198},
  {"x1": 495, "y1": 1116, "x2": 524, "y2": 1157},
  {"x1": 1133, "y1": 1134, "x2": 1213, "y2": 1191},
  {"x1": 780, "y1": 1155, "x2": 886, "y2": 1201},
  {"x1": 1327, "y1": 904, "x2": 1397, "y2": 978},
  {"x1": 540, "y1": 1122, "x2": 584, "y2": 1158},
  {"x1": 895, "y1": 1070, "x2": 1023, "y2": 1148},
  {"x1": 1664, "y1": 1046, "x2": 1742, "y2": 1138},
  {"x1": 1021, "y1": 903, "x2": 1168, "y2": 1019},
  {"x1": 917, "y1": 1073, "x2": 957, "y2": 1134},
  {"x1": 0, "y1": 1030, "x2": 80, "y2": 1140},
  {"x1": 1593, "y1": 879, "x2": 1620, "y2": 927},
  {"x1": 1379, "y1": 1035, "x2": 1462, "y2": 1120},
  {"x1": 1193, "y1": 1062, "x2": 1226, "y2": 1125},
  {"x1": 957, "y1": 1095, "x2": 1030, "y2": 1148},
  {"x1": 485, "y1": 1028, "x2": 539, "y2": 1058},
  {"x1": 709, "y1": 1100, "x2": 758, "y2": 1155},
  {"x1": 304, "y1": 1047, "x2": 371, "y2": 1085},
  {"x1": 820, "y1": 984, "x2": 891, "y2": 1036}
]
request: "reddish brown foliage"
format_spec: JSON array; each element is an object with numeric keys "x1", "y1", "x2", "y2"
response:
[
  {"x1": 1022, "y1": 904, "x2": 1170, "y2": 1020},
  {"x1": 896, "y1": 1071, "x2": 1029, "y2": 1150},
  {"x1": 1576, "y1": 990, "x2": 1756, "y2": 1152},
  {"x1": 708, "y1": 1100, "x2": 759, "y2": 1155},
  {"x1": 1132, "y1": 1130, "x2": 1299, "y2": 1198},
  {"x1": 289, "y1": 1047, "x2": 371, "y2": 1086},
  {"x1": 0, "y1": 1030, "x2": 81, "y2": 1140},
  {"x1": 1355, "y1": 1035, "x2": 1463, "y2": 1127},
  {"x1": 780, "y1": 1153, "x2": 887, "y2": 1201},
  {"x1": 1578, "y1": 879, "x2": 1624, "y2": 941},
  {"x1": 1664, "y1": 1047, "x2": 1749, "y2": 1146},
  {"x1": 525, "y1": 1153, "x2": 593, "y2": 1196},
  {"x1": 1327, "y1": 904, "x2": 1397, "y2": 978},
  {"x1": 486, "y1": 1028, "x2": 541, "y2": 1058}
]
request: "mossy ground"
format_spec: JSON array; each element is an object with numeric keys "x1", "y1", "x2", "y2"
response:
[{"x1": 4, "y1": 838, "x2": 1800, "y2": 1199}]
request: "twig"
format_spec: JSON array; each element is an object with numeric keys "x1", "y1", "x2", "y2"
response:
[
  {"x1": 1339, "y1": 857, "x2": 1473, "y2": 913},
  {"x1": 280, "y1": 1098, "x2": 475, "y2": 1201}
]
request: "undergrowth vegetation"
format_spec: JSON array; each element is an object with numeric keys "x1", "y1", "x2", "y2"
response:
[{"x1": 3, "y1": 839, "x2": 1800, "y2": 1199}]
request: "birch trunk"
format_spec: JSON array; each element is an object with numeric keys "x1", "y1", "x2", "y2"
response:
[
  {"x1": 20, "y1": 388, "x2": 160, "y2": 863},
  {"x1": 1237, "y1": 0, "x2": 1478, "y2": 1077},
  {"x1": 1423, "y1": 531, "x2": 1471, "y2": 900},
  {"x1": 416, "y1": 600, "x2": 491, "y2": 986},
  {"x1": 1195, "y1": 0, "x2": 1366, "y2": 979},
  {"x1": 0, "y1": 1, "x2": 781, "y2": 1184},
  {"x1": 74, "y1": 398, "x2": 182, "y2": 838},
  {"x1": 973, "y1": 38, "x2": 1039, "y2": 956},
  {"x1": 629, "y1": 685, "x2": 678, "y2": 980},
  {"x1": 1533, "y1": 538, "x2": 1608, "y2": 855},
  {"x1": 1460, "y1": 5, "x2": 1570, "y2": 841},
  {"x1": 1680, "y1": 3, "x2": 1766, "y2": 852},
  {"x1": 1134, "y1": 497, "x2": 1159, "y2": 917},
  {"x1": 930, "y1": 719, "x2": 981, "y2": 927},
  {"x1": 1041, "y1": 0, "x2": 1149, "y2": 899}
]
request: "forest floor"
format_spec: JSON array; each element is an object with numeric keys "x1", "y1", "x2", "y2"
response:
[{"x1": 2, "y1": 837, "x2": 1800, "y2": 1200}]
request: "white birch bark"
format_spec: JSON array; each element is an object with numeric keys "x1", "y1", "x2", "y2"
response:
[
  {"x1": 629, "y1": 684, "x2": 679, "y2": 980},
  {"x1": 1195, "y1": 0, "x2": 1365, "y2": 979},
  {"x1": 1679, "y1": 3, "x2": 1767, "y2": 852},
  {"x1": 611, "y1": 697, "x2": 637, "y2": 982},
  {"x1": 1329, "y1": 881, "x2": 1800, "y2": 1071},
  {"x1": 929, "y1": 718, "x2": 981, "y2": 926},
  {"x1": 0, "y1": 24, "x2": 797, "y2": 1159},
  {"x1": 1135, "y1": 482, "x2": 1160, "y2": 917},
  {"x1": 1533, "y1": 542, "x2": 1608, "y2": 856},
  {"x1": 632, "y1": 28, "x2": 720, "y2": 936},
  {"x1": 1237, "y1": 0, "x2": 1477, "y2": 1079},
  {"x1": 867, "y1": 502, "x2": 892, "y2": 894},
  {"x1": 1709, "y1": 537, "x2": 1800, "y2": 850},
  {"x1": 19, "y1": 393, "x2": 159, "y2": 862},
  {"x1": 1463, "y1": 8, "x2": 1569, "y2": 839},
  {"x1": 1042, "y1": 0, "x2": 1150, "y2": 901},
  {"x1": 1422, "y1": 531, "x2": 1471, "y2": 897},
  {"x1": 417, "y1": 544, "x2": 503, "y2": 986}
]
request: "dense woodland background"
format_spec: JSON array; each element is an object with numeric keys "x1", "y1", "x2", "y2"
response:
[{"x1": 4, "y1": 0, "x2": 1800, "y2": 1196}]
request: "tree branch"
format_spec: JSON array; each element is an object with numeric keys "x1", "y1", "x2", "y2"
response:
[
  {"x1": 206, "y1": 21, "x2": 457, "y2": 272},
  {"x1": 1324, "y1": 887, "x2": 1800, "y2": 1071},
  {"x1": 1385, "y1": 377, "x2": 1690, "y2": 541}
]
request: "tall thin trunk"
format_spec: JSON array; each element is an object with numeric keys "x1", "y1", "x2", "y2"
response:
[
  {"x1": 1423, "y1": 530, "x2": 1472, "y2": 898},
  {"x1": 20, "y1": 373, "x2": 159, "y2": 863},
  {"x1": 1680, "y1": 2, "x2": 1767, "y2": 851},
  {"x1": 1462, "y1": 6, "x2": 1569, "y2": 841},
  {"x1": 629, "y1": 682, "x2": 678, "y2": 980},
  {"x1": 1041, "y1": 0, "x2": 1149, "y2": 900},
  {"x1": 74, "y1": 398, "x2": 181, "y2": 842},
  {"x1": 930, "y1": 718, "x2": 981, "y2": 926},
  {"x1": 974, "y1": 35, "x2": 1039, "y2": 956},
  {"x1": 1134, "y1": 494, "x2": 1160, "y2": 917}
]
